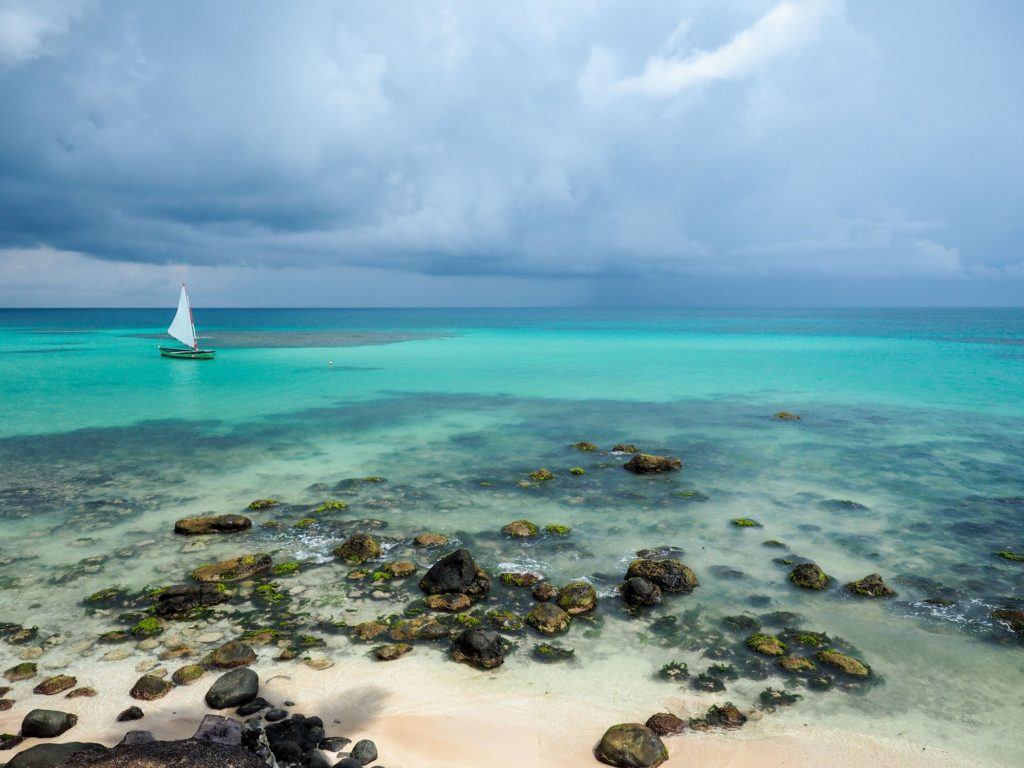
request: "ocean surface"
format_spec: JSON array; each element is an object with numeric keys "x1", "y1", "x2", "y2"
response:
[{"x1": 1, "y1": 308, "x2": 1022, "y2": 763}]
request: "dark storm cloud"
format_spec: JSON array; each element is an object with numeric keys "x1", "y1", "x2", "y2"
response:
[{"x1": 0, "y1": 0, "x2": 1023, "y2": 305}]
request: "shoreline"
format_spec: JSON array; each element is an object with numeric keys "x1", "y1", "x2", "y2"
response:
[{"x1": 0, "y1": 657, "x2": 995, "y2": 768}]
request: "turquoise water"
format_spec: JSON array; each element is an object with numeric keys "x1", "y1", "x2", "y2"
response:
[{"x1": 0, "y1": 308, "x2": 1022, "y2": 763}]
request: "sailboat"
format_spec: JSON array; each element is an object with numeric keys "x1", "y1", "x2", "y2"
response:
[{"x1": 159, "y1": 284, "x2": 216, "y2": 359}]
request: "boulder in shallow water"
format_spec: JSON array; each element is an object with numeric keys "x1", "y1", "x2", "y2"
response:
[
  {"x1": 247, "y1": 498, "x2": 278, "y2": 510},
  {"x1": 116, "y1": 706, "x2": 144, "y2": 722},
  {"x1": 6, "y1": 742, "x2": 104, "y2": 768},
  {"x1": 192, "y1": 714, "x2": 242, "y2": 746},
  {"x1": 374, "y1": 643, "x2": 412, "y2": 661},
  {"x1": 788, "y1": 562, "x2": 830, "y2": 590},
  {"x1": 153, "y1": 584, "x2": 231, "y2": 619},
  {"x1": 425, "y1": 593, "x2": 472, "y2": 612},
  {"x1": 172, "y1": 664, "x2": 205, "y2": 686},
  {"x1": 774, "y1": 411, "x2": 801, "y2": 420},
  {"x1": 205, "y1": 667, "x2": 259, "y2": 709},
  {"x1": 992, "y1": 609, "x2": 1024, "y2": 636},
  {"x1": 33, "y1": 674, "x2": 77, "y2": 695},
  {"x1": 595, "y1": 723, "x2": 667, "y2": 767},
  {"x1": 501, "y1": 519, "x2": 539, "y2": 537},
  {"x1": 622, "y1": 577, "x2": 662, "y2": 607},
  {"x1": 350, "y1": 739, "x2": 378, "y2": 765},
  {"x1": 745, "y1": 633, "x2": 787, "y2": 656},
  {"x1": 845, "y1": 573, "x2": 897, "y2": 598},
  {"x1": 815, "y1": 649, "x2": 871, "y2": 677},
  {"x1": 413, "y1": 532, "x2": 449, "y2": 547},
  {"x1": 4, "y1": 661, "x2": 37, "y2": 681},
  {"x1": 129, "y1": 675, "x2": 172, "y2": 701},
  {"x1": 623, "y1": 454, "x2": 681, "y2": 474},
  {"x1": 21, "y1": 709, "x2": 78, "y2": 738},
  {"x1": 612, "y1": 444, "x2": 639, "y2": 453},
  {"x1": 450, "y1": 628, "x2": 505, "y2": 670},
  {"x1": 419, "y1": 549, "x2": 490, "y2": 598},
  {"x1": 174, "y1": 514, "x2": 252, "y2": 535},
  {"x1": 645, "y1": 713, "x2": 686, "y2": 736},
  {"x1": 532, "y1": 581, "x2": 559, "y2": 602},
  {"x1": 556, "y1": 581, "x2": 597, "y2": 614},
  {"x1": 626, "y1": 559, "x2": 698, "y2": 593},
  {"x1": 529, "y1": 468, "x2": 555, "y2": 481},
  {"x1": 525, "y1": 603, "x2": 571, "y2": 635},
  {"x1": 206, "y1": 640, "x2": 257, "y2": 669},
  {"x1": 190, "y1": 554, "x2": 272, "y2": 583},
  {"x1": 332, "y1": 533, "x2": 381, "y2": 564},
  {"x1": 703, "y1": 702, "x2": 747, "y2": 728}
]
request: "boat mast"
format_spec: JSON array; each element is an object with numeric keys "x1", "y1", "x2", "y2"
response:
[{"x1": 183, "y1": 282, "x2": 198, "y2": 350}]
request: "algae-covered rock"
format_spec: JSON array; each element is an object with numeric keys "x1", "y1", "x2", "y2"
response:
[
  {"x1": 247, "y1": 499, "x2": 278, "y2": 510},
  {"x1": 623, "y1": 454, "x2": 681, "y2": 474},
  {"x1": 172, "y1": 664, "x2": 205, "y2": 686},
  {"x1": 846, "y1": 573, "x2": 897, "y2": 598},
  {"x1": 532, "y1": 581, "x2": 559, "y2": 602},
  {"x1": 191, "y1": 554, "x2": 272, "y2": 583},
  {"x1": 382, "y1": 560, "x2": 417, "y2": 578},
  {"x1": 573, "y1": 441, "x2": 598, "y2": 452},
  {"x1": 332, "y1": 534, "x2": 381, "y2": 565},
  {"x1": 487, "y1": 610, "x2": 524, "y2": 632},
  {"x1": 645, "y1": 712, "x2": 686, "y2": 736},
  {"x1": 556, "y1": 581, "x2": 597, "y2": 615},
  {"x1": 788, "y1": 563, "x2": 830, "y2": 590},
  {"x1": 374, "y1": 643, "x2": 412, "y2": 661},
  {"x1": 623, "y1": 577, "x2": 662, "y2": 607},
  {"x1": 500, "y1": 571, "x2": 542, "y2": 588},
  {"x1": 731, "y1": 518, "x2": 761, "y2": 528},
  {"x1": 992, "y1": 609, "x2": 1024, "y2": 636},
  {"x1": 130, "y1": 617, "x2": 166, "y2": 638},
  {"x1": 33, "y1": 675, "x2": 77, "y2": 695},
  {"x1": 419, "y1": 549, "x2": 490, "y2": 598},
  {"x1": 703, "y1": 702, "x2": 747, "y2": 728},
  {"x1": 778, "y1": 656, "x2": 816, "y2": 672},
  {"x1": 626, "y1": 559, "x2": 698, "y2": 593},
  {"x1": 995, "y1": 550, "x2": 1024, "y2": 562},
  {"x1": 154, "y1": 584, "x2": 232, "y2": 619},
  {"x1": 815, "y1": 649, "x2": 871, "y2": 677},
  {"x1": 529, "y1": 468, "x2": 555, "y2": 481},
  {"x1": 595, "y1": 723, "x2": 668, "y2": 767},
  {"x1": 745, "y1": 633, "x2": 787, "y2": 656},
  {"x1": 4, "y1": 662, "x2": 37, "y2": 682},
  {"x1": 174, "y1": 515, "x2": 252, "y2": 535},
  {"x1": 206, "y1": 640, "x2": 256, "y2": 669},
  {"x1": 657, "y1": 661, "x2": 688, "y2": 682},
  {"x1": 612, "y1": 444, "x2": 639, "y2": 453},
  {"x1": 353, "y1": 621, "x2": 389, "y2": 642},
  {"x1": 271, "y1": 561, "x2": 300, "y2": 576},
  {"x1": 424, "y1": 593, "x2": 472, "y2": 612},
  {"x1": 774, "y1": 412, "x2": 801, "y2": 421},
  {"x1": 532, "y1": 643, "x2": 574, "y2": 662},
  {"x1": 569, "y1": 467, "x2": 586, "y2": 475},
  {"x1": 413, "y1": 532, "x2": 449, "y2": 547},
  {"x1": 313, "y1": 500, "x2": 347, "y2": 513},
  {"x1": 450, "y1": 628, "x2": 504, "y2": 670},
  {"x1": 525, "y1": 603, "x2": 571, "y2": 635},
  {"x1": 545, "y1": 524, "x2": 572, "y2": 535},
  {"x1": 129, "y1": 674, "x2": 173, "y2": 701},
  {"x1": 501, "y1": 519, "x2": 539, "y2": 537}
]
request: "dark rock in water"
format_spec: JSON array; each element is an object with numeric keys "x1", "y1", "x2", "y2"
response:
[
  {"x1": 774, "y1": 411, "x2": 801, "y2": 421},
  {"x1": 645, "y1": 713, "x2": 686, "y2": 736},
  {"x1": 419, "y1": 549, "x2": 490, "y2": 598},
  {"x1": 235, "y1": 697, "x2": 270, "y2": 716},
  {"x1": 350, "y1": 739, "x2": 378, "y2": 765},
  {"x1": 117, "y1": 731, "x2": 154, "y2": 747},
  {"x1": 758, "y1": 687, "x2": 801, "y2": 709},
  {"x1": 623, "y1": 454, "x2": 681, "y2": 474},
  {"x1": 66, "y1": 687, "x2": 97, "y2": 698},
  {"x1": 413, "y1": 532, "x2": 449, "y2": 547},
  {"x1": 722, "y1": 614, "x2": 759, "y2": 631},
  {"x1": 806, "y1": 674, "x2": 833, "y2": 691},
  {"x1": 193, "y1": 714, "x2": 242, "y2": 745},
  {"x1": 636, "y1": 546, "x2": 684, "y2": 559},
  {"x1": 4, "y1": 661, "x2": 37, "y2": 681},
  {"x1": 6, "y1": 742, "x2": 104, "y2": 768},
  {"x1": 174, "y1": 514, "x2": 252, "y2": 535},
  {"x1": 191, "y1": 554, "x2": 272, "y2": 583},
  {"x1": 626, "y1": 559, "x2": 698, "y2": 593},
  {"x1": 501, "y1": 519, "x2": 539, "y2": 537},
  {"x1": 116, "y1": 706, "x2": 144, "y2": 722},
  {"x1": 0, "y1": 698, "x2": 14, "y2": 711},
  {"x1": 557, "y1": 581, "x2": 597, "y2": 614},
  {"x1": 62, "y1": 739, "x2": 265, "y2": 767},
  {"x1": 374, "y1": 643, "x2": 413, "y2": 661},
  {"x1": 612, "y1": 444, "x2": 639, "y2": 453},
  {"x1": 788, "y1": 563, "x2": 830, "y2": 590},
  {"x1": 525, "y1": 603, "x2": 571, "y2": 635},
  {"x1": 265, "y1": 708, "x2": 289, "y2": 721},
  {"x1": 693, "y1": 673, "x2": 725, "y2": 693},
  {"x1": 205, "y1": 667, "x2": 259, "y2": 709},
  {"x1": 266, "y1": 715, "x2": 325, "y2": 763},
  {"x1": 424, "y1": 593, "x2": 472, "y2": 612},
  {"x1": 573, "y1": 441, "x2": 599, "y2": 451},
  {"x1": 622, "y1": 577, "x2": 661, "y2": 607},
  {"x1": 33, "y1": 674, "x2": 77, "y2": 695},
  {"x1": 760, "y1": 610, "x2": 802, "y2": 626},
  {"x1": 815, "y1": 649, "x2": 871, "y2": 677},
  {"x1": 992, "y1": 608, "x2": 1024, "y2": 636},
  {"x1": 532, "y1": 642, "x2": 575, "y2": 662},
  {"x1": 303, "y1": 750, "x2": 332, "y2": 768},
  {"x1": 657, "y1": 661, "x2": 688, "y2": 682},
  {"x1": 21, "y1": 708, "x2": 78, "y2": 738},
  {"x1": 334, "y1": 759, "x2": 363, "y2": 768},
  {"x1": 0, "y1": 732, "x2": 22, "y2": 750},
  {"x1": 594, "y1": 723, "x2": 668, "y2": 767},
  {"x1": 703, "y1": 703, "x2": 747, "y2": 728},
  {"x1": 172, "y1": 664, "x2": 206, "y2": 686},
  {"x1": 240, "y1": 719, "x2": 276, "y2": 765},
  {"x1": 846, "y1": 573, "x2": 897, "y2": 598},
  {"x1": 532, "y1": 581, "x2": 559, "y2": 602},
  {"x1": 129, "y1": 674, "x2": 172, "y2": 701},
  {"x1": 154, "y1": 584, "x2": 231, "y2": 619},
  {"x1": 450, "y1": 628, "x2": 505, "y2": 669},
  {"x1": 319, "y1": 736, "x2": 352, "y2": 752},
  {"x1": 332, "y1": 533, "x2": 381, "y2": 564},
  {"x1": 207, "y1": 640, "x2": 257, "y2": 669}
]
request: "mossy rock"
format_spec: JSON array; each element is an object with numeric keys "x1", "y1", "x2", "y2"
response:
[
  {"x1": 314, "y1": 500, "x2": 348, "y2": 513},
  {"x1": 254, "y1": 583, "x2": 286, "y2": 603},
  {"x1": 271, "y1": 561, "x2": 300, "y2": 576},
  {"x1": 374, "y1": 643, "x2": 412, "y2": 661},
  {"x1": 294, "y1": 517, "x2": 317, "y2": 528},
  {"x1": 745, "y1": 633, "x2": 787, "y2": 656},
  {"x1": 595, "y1": 723, "x2": 667, "y2": 767},
  {"x1": 569, "y1": 467, "x2": 586, "y2": 475},
  {"x1": 623, "y1": 454, "x2": 682, "y2": 474},
  {"x1": 383, "y1": 561, "x2": 417, "y2": 578},
  {"x1": 788, "y1": 563, "x2": 830, "y2": 590},
  {"x1": 130, "y1": 674, "x2": 173, "y2": 700},
  {"x1": 413, "y1": 532, "x2": 449, "y2": 547},
  {"x1": 425, "y1": 593, "x2": 472, "y2": 612},
  {"x1": 487, "y1": 610, "x2": 524, "y2": 632},
  {"x1": 773, "y1": 412, "x2": 801, "y2": 421},
  {"x1": 353, "y1": 621, "x2": 389, "y2": 642},
  {"x1": 544, "y1": 524, "x2": 571, "y2": 536},
  {"x1": 171, "y1": 664, "x2": 205, "y2": 686},
  {"x1": 612, "y1": 444, "x2": 639, "y2": 453},
  {"x1": 500, "y1": 571, "x2": 542, "y2": 587},
  {"x1": 501, "y1": 519, "x2": 539, "y2": 537},
  {"x1": 845, "y1": 573, "x2": 897, "y2": 598},
  {"x1": 815, "y1": 649, "x2": 871, "y2": 677},
  {"x1": 995, "y1": 550, "x2": 1024, "y2": 562},
  {"x1": 572, "y1": 441, "x2": 598, "y2": 452},
  {"x1": 556, "y1": 581, "x2": 597, "y2": 615},
  {"x1": 526, "y1": 603, "x2": 571, "y2": 635},
  {"x1": 657, "y1": 661, "x2": 688, "y2": 682},
  {"x1": 33, "y1": 675, "x2": 77, "y2": 695},
  {"x1": 528, "y1": 468, "x2": 555, "y2": 481},
  {"x1": 130, "y1": 617, "x2": 166, "y2": 638},
  {"x1": 191, "y1": 553, "x2": 272, "y2": 583},
  {"x1": 778, "y1": 655, "x2": 816, "y2": 673},
  {"x1": 532, "y1": 643, "x2": 574, "y2": 662},
  {"x1": 84, "y1": 587, "x2": 124, "y2": 604},
  {"x1": 332, "y1": 533, "x2": 381, "y2": 564},
  {"x1": 731, "y1": 518, "x2": 761, "y2": 528},
  {"x1": 247, "y1": 499, "x2": 278, "y2": 510},
  {"x1": 626, "y1": 559, "x2": 698, "y2": 593}
]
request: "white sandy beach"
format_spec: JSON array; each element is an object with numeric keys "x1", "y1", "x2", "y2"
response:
[{"x1": 0, "y1": 656, "x2": 993, "y2": 768}]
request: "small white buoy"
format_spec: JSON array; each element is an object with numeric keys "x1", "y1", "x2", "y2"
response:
[{"x1": 328, "y1": 360, "x2": 333, "y2": 367}]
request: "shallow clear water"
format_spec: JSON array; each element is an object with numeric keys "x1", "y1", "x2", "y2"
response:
[{"x1": 0, "y1": 308, "x2": 1022, "y2": 763}]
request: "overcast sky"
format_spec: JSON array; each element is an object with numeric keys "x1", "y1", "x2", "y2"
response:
[{"x1": 1, "y1": 0, "x2": 1022, "y2": 307}]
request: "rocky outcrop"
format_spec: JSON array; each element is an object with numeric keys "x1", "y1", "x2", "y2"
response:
[
  {"x1": 7, "y1": 742, "x2": 104, "y2": 768},
  {"x1": 556, "y1": 581, "x2": 597, "y2": 615},
  {"x1": 595, "y1": 723, "x2": 667, "y2": 767},
  {"x1": 788, "y1": 563, "x2": 830, "y2": 590},
  {"x1": 525, "y1": 603, "x2": 571, "y2": 635},
  {"x1": 21, "y1": 708, "x2": 78, "y2": 738},
  {"x1": 63, "y1": 740, "x2": 265, "y2": 767},
  {"x1": 450, "y1": 628, "x2": 505, "y2": 670},
  {"x1": 846, "y1": 573, "x2": 896, "y2": 598},
  {"x1": 419, "y1": 549, "x2": 490, "y2": 598},
  {"x1": 623, "y1": 454, "x2": 681, "y2": 474},
  {"x1": 174, "y1": 515, "x2": 252, "y2": 535},
  {"x1": 626, "y1": 558, "x2": 698, "y2": 593},
  {"x1": 501, "y1": 519, "x2": 539, "y2": 537},
  {"x1": 332, "y1": 534, "x2": 381, "y2": 565},
  {"x1": 191, "y1": 554, "x2": 272, "y2": 583},
  {"x1": 205, "y1": 667, "x2": 259, "y2": 709},
  {"x1": 622, "y1": 577, "x2": 662, "y2": 607}
]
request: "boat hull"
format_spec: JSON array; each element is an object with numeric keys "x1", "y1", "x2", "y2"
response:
[{"x1": 159, "y1": 346, "x2": 216, "y2": 360}]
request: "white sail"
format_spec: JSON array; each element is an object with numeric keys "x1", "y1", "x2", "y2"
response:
[{"x1": 167, "y1": 285, "x2": 197, "y2": 349}]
